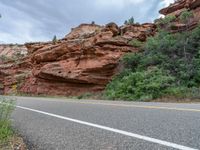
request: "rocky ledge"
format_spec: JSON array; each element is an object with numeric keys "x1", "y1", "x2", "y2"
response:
[
  {"x1": 0, "y1": 23, "x2": 156, "y2": 96},
  {"x1": 159, "y1": 0, "x2": 200, "y2": 32}
]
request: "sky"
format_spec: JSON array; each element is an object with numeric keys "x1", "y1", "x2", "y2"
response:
[{"x1": 0, "y1": 0, "x2": 174, "y2": 44}]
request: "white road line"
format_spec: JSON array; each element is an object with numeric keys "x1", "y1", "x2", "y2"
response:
[{"x1": 16, "y1": 105, "x2": 198, "y2": 150}]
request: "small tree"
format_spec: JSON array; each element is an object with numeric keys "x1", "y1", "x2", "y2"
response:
[
  {"x1": 128, "y1": 17, "x2": 134, "y2": 24},
  {"x1": 124, "y1": 16, "x2": 135, "y2": 25},
  {"x1": 124, "y1": 20, "x2": 128, "y2": 25},
  {"x1": 52, "y1": 35, "x2": 57, "y2": 44}
]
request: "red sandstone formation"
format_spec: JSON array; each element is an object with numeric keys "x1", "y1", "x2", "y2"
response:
[
  {"x1": 0, "y1": 44, "x2": 27, "y2": 62},
  {"x1": 0, "y1": 44, "x2": 29, "y2": 94},
  {"x1": 159, "y1": 0, "x2": 200, "y2": 32},
  {"x1": 1, "y1": 0, "x2": 198, "y2": 96},
  {"x1": 160, "y1": 0, "x2": 200, "y2": 15},
  {"x1": 0, "y1": 23, "x2": 156, "y2": 96}
]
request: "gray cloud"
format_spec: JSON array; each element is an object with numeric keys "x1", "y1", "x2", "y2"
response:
[{"x1": 0, "y1": 0, "x2": 168, "y2": 44}]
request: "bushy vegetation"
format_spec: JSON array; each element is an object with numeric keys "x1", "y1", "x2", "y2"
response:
[
  {"x1": 105, "y1": 25, "x2": 200, "y2": 101},
  {"x1": 0, "y1": 53, "x2": 24, "y2": 63},
  {"x1": 128, "y1": 39, "x2": 143, "y2": 48},
  {"x1": 155, "y1": 15, "x2": 176, "y2": 31},
  {"x1": 180, "y1": 10, "x2": 193, "y2": 24},
  {"x1": 157, "y1": 15, "x2": 176, "y2": 25},
  {"x1": 124, "y1": 17, "x2": 135, "y2": 25},
  {"x1": 106, "y1": 67, "x2": 175, "y2": 101},
  {"x1": 0, "y1": 97, "x2": 15, "y2": 144},
  {"x1": 0, "y1": 55, "x2": 11, "y2": 62}
]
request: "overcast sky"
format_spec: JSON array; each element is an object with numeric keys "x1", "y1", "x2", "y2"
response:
[{"x1": 0, "y1": 0, "x2": 174, "y2": 44}]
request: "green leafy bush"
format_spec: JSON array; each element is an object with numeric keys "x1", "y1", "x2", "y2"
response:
[
  {"x1": 156, "y1": 15, "x2": 176, "y2": 30},
  {"x1": 105, "y1": 67, "x2": 175, "y2": 101},
  {"x1": 180, "y1": 10, "x2": 193, "y2": 24},
  {"x1": 158, "y1": 15, "x2": 176, "y2": 25},
  {"x1": 128, "y1": 39, "x2": 143, "y2": 48},
  {"x1": 144, "y1": 26, "x2": 200, "y2": 86},
  {"x1": 0, "y1": 55, "x2": 11, "y2": 62},
  {"x1": 77, "y1": 93, "x2": 93, "y2": 99},
  {"x1": 105, "y1": 25, "x2": 200, "y2": 101},
  {"x1": 0, "y1": 97, "x2": 15, "y2": 143}
]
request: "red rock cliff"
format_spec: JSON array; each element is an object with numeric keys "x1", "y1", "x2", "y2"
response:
[
  {"x1": 0, "y1": 23, "x2": 156, "y2": 96},
  {"x1": 159, "y1": 0, "x2": 200, "y2": 32}
]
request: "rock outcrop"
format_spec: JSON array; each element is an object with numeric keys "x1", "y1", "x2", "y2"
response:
[
  {"x1": 2, "y1": 0, "x2": 198, "y2": 96},
  {"x1": 159, "y1": 0, "x2": 200, "y2": 32},
  {"x1": 0, "y1": 44, "x2": 29, "y2": 94},
  {"x1": 0, "y1": 23, "x2": 156, "y2": 96},
  {"x1": 0, "y1": 44, "x2": 27, "y2": 63}
]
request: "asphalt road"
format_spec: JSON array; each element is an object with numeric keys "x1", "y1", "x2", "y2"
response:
[{"x1": 10, "y1": 96, "x2": 200, "y2": 150}]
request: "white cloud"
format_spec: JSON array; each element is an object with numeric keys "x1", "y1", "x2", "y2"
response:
[
  {"x1": 94, "y1": 0, "x2": 145, "y2": 9},
  {"x1": 94, "y1": 0, "x2": 173, "y2": 10},
  {"x1": 163, "y1": 0, "x2": 174, "y2": 6},
  {"x1": 1, "y1": 20, "x2": 48, "y2": 43},
  {"x1": 0, "y1": 2, "x2": 49, "y2": 43},
  {"x1": 0, "y1": 0, "x2": 171, "y2": 44}
]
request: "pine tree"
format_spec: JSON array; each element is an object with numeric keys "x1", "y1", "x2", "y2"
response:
[
  {"x1": 52, "y1": 35, "x2": 57, "y2": 44},
  {"x1": 124, "y1": 17, "x2": 135, "y2": 25},
  {"x1": 128, "y1": 17, "x2": 134, "y2": 24}
]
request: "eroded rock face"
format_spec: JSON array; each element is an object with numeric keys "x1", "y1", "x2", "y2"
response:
[
  {"x1": 160, "y1": 0, "x2": 200, "y2": 15},
  {"x1": 159, "y1": 0, "x2": 200, "y2": 32},
  {"x1": 121, "y1": 23, "x2": 156, "y2": 41},
  {"x1": 0, "y1": 44, "x2": 27, "y2": 63},
  {"x1": 0, "y1": 44, "x2": 29, "y2": 94},
  {"x1": 0, "y1": 23, "x2": 156, "y2": 96}
]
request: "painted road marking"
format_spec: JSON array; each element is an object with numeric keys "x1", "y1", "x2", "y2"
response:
[
  {"x1": 17, "y1": 96, "x2": 200, "y2": 112},
  {"x1": 15, "y1": 97, "x2": 200, "y2": 112},
  {"x1": 6, "y1": 96, "x2": 200, "y2": 112},
  {"x1": 61, "y1": 101, "x2": 200, "y2": 112},
  {"x1": 17, "y1": 105, "x2": 198, "y2": 150}
]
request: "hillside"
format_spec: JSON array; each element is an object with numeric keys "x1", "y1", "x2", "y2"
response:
[
  {"x1": 0, "y1": 0, "x2": 200, "y2": 100},
  {"x1": 105, "y1": 0, "x2": 200, "y2": 101}
]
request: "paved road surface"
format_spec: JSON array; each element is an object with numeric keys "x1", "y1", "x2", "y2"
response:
[{"x1": 10, "y1": 96, "x2": 200, "y2": 150}]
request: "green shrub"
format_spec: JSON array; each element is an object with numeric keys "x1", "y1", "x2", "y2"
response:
[
  {"x1": 105, "y1": 25, "x2": 200, "y2": 101},
  {"x1": 105, "y1": 67, "x2": 175, "y2": 101},
  {"x1": 180, "y1": 10, "x2": 193, "y2": 24},
  {"x1": 77, "y1": 93, "x2": 93, "y2": 99},
  {"x1": 0, "y1": 55, "x2": 11, "y2": 62},
  {"x1": 128, "y1": 39, "x2": 143, "y2": 48},
  {"x1": 122, "y1": 53, "x2": 142, "y2": 70},
  {"x1": 157, "y1": 15, "x2": 176, "y2": 30},
  {"x1": 143, "y1": 26, "x2": 200, "y2": 86},
  {"x1": 184, "y1": 87, "x2": 200, "y2": 99},
  {"x1": 0, "y1": 97, "x2": 15, "y2": 143},
  {"x1": 158, "y1": 15, "x2": 176, "y2": 25}
]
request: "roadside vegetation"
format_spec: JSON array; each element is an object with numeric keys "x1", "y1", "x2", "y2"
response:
[
  {"x1": 105, "y1": 23, "x2": 200, "y2": 101},
  {"x1": 0, "y1": 96, "x2": 15, "y2": 147}
]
